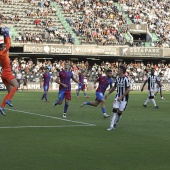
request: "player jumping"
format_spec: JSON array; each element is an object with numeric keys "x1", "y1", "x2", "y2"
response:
[
  {"x1": 53, "y1": 61, "x2": 80, "y2": 118},
  {"x1": 80, "y1": 70, "x2": 113, "y2": 118},
  {"x1": 0, "y1": 27, "x2": 19, "y2": 116}
]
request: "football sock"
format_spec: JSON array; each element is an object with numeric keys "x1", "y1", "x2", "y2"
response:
[
  {"x1": 41, "y1": 93, "x2": 45, "y2": 100},
  {"x1": 83, "y1": 92, "x2": 87, "y2": 96},
  {"x1": 64, "y1": 102, "x2": 69, "y2": 113},
  {"x1": 8, "y1": 86, "x2": 18, "y2": 101},
  {"x1": 151, "y1": 99, "x2": 157, "y2": 107},
  {"x1": 102, "y1": 107, "x2": 106, "y2": 115},
  {"x1": 1, "y1": 94, "x2": 9, "y2": 108},
  {"x1": 55, "y1": 100, "x2": 59, "y2": 105},
  {"x1": 76, "y1": 89, "x2": 79, "y2": 96},
  {"x1": 144, "y1": 98, "x2": 150, "y2": 105},
  {"x1": 85, "y1": 102, "x2": 91, "y2": 105},
  {"x1": 45, "y1": 93, "x2": 47, "y2": 101},
  {"x1": 115, "y1": 112, "x2": 122, "y2": 124},
  {"x1": 110, "y1": 112, "x2": 117, "y2": 128}
]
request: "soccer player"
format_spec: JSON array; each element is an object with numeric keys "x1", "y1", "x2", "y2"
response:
[
  {"x1": 76, "y1": 71, "x2": 89, "y2": 98},
  {"x1": 105, "y1": 66, "x2": 130, "y2": 130},
  {"x1": 80, "y1": 70, "x2": 113, "y2": 118},
  {"x1": 40, "y1": 67, "x2": 51, "y2": 102},
  {"x1": 53, "y1": 62, "x2": 80, "y2": 118},
  {"x1": 0, "y1": 27, "x2": 19, "y2": 116},
  {"x1": 20, "y1": 74, "x2": 28, "y2": 91},
  {"x1": 141, "y1": 68, "x2": 161, "y2": 108},
  {"x1": 154, "y1": 72, "x2": 165, "y2": 100}
]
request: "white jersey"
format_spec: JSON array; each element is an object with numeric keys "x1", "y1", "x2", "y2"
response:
[
  {"x1": 156, "y1": 76, "x2": 162, "y2": 88},
  {"x1": 146, "y1": 74, "x2": 159, "y2": 91},
  {"x1": 114, "y1": 75, "x2": 130, "y2": 102}
]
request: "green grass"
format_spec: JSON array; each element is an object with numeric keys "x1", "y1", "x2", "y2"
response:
[{"x1": 0, "y1": 91, "x2": 170, "y2": 170}]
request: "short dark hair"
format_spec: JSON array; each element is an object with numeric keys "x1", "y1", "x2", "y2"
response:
[
  {"x1": 120, "y1": 66, "x2": 126, "y2": 74},
  {"x1": 106, "y1": 69, "x2": 112, "y2": 74}
]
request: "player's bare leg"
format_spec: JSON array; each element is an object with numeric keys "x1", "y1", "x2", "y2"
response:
[
  {"x1": 160, "y1": 90, "x2": 165, "y2": 100},
  {"x1": 0, "y1": 79, "x2": 18, "y2": 115},
  {"x1": 76, "y1": 89, "x2": 80, "y2": 98},
  {"x1": 100, "y1": 100, "x2": 110, "y2": 118},
  {"x1": 6, "y1": 79, "x2": 19, "y2": 107},
  {"x1": 80, "y1": 100, "x2": 100, "y2": 107},
  {"x1": 83, "y1": 89, "x2": 89, "y2": 98},
  {"x1": 53, "y1": 100, "x2": 62, "y2": 106},
  {"x1": 0, "y1": 85, "x2": 13, "y2": 116}
]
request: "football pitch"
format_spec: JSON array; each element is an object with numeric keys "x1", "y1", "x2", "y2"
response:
[{"x1": 0, "y1": 91, "x2": 170, "y2": 170}]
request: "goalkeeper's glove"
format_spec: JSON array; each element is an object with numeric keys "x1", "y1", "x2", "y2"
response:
[{"x1": 1, "y1": 27, "x2": 10, "y2": 37}]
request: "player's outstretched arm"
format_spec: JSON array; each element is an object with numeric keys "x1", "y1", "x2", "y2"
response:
[
  {"x1": 71, "y1": 77, "x2": 80, "y2": 84},
  {"x1": 2, "y1": 27, "x2": 11, "y2": 53},
  {"x1": 141, "y1": 80, "x2": 147, "y2": 92},
  {"x1": 105, "y1": 86, "x2": 116, "y2": 99},
  {"x1": 56, "y1": 77, "x2": 68, "y2": 88}
]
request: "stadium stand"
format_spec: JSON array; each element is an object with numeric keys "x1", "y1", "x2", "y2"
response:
[
  {"x1": 118, "y1": 0, "x2": 170, "y2": 47},
  {"x1": 56, "y1": 0, "x2": 129, "y2": 45},
  {"x1": 0, "y1": 0, "x2": 78, "y2": 44},
  {"x1": 0, "y1": 0, "x2": 169, "y2": 46}
]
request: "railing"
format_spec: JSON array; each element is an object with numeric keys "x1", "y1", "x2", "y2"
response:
[{"x1": 51, "y1": 1, "x2": 80, "y2": 45}]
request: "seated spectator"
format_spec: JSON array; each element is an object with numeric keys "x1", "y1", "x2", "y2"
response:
[
  {"x1": 35, "y1": 18, "x2": 41, "y2": 26},
  {"x1": 44, "y1": 1, "x2": 50, "y2": 7}
]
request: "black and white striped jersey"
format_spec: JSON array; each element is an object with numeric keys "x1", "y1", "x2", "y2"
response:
[
  {"x1": 146, "y1": 75, "x2": 159, "y2": 90},
  {"x1": 114, "y1": 76, "x2": 130, "y2": 101}
]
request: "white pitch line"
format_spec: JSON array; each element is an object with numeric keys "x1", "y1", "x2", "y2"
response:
[
  {"x1": 0, "y1": 125, "x2": 93, "y2": 129},
  {"x1": 6, "y1": 108, "x2": 96, "y2": 126}
]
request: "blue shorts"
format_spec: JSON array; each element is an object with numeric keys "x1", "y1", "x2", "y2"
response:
[
  {"x1": 95, "y1": 92, "x2": 104, "y2": 101},
  {"x1": 58, "y1": 90, "x2": 71, "y2": 101},
  {"x1": 78, "y1": 84, "x2": 85, "y2": 91},
  {"x1": 44, "y1": 86, "x2": 49, "y2": 91}
]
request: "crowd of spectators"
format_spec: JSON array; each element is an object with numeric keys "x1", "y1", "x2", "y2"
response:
[
  {"x1": 1, "y1": 0, "x2": 170, "y2": 47},
  {"x1": 58, "y1": 0, "x2": 128, "y2": 45},
  {"x1": 0, "y1": 0, "x2": 75, "y2": 44},
  {"x1": 24, "y1": 0, "x2": 75, "y2": 44},
  {"x1": 119, "y1": 0, "x2": 170, "y2": 47},
  {"x1": 1, "y1": 58, "x2": 170, "y2": 85}
]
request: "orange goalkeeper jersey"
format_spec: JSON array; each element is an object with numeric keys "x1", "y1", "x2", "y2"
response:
[{"x1": 0, "y1": 36, "x2": 11, "y2": 72}]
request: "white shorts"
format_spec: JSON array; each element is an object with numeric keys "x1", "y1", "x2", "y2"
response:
[
  {"x1": 148, "y1": 89, "x2": 154, "y2": 97},
  {"x1": 113, "y1": 98, "x2": 127, "y2": 112},
  {"x1": 155, "y1": 87, "x2": 162, "y2": 93}
]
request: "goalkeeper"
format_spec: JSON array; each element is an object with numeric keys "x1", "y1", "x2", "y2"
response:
[{"x1": 0, "y1": 27, "x2": 19, "y2": 116}]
